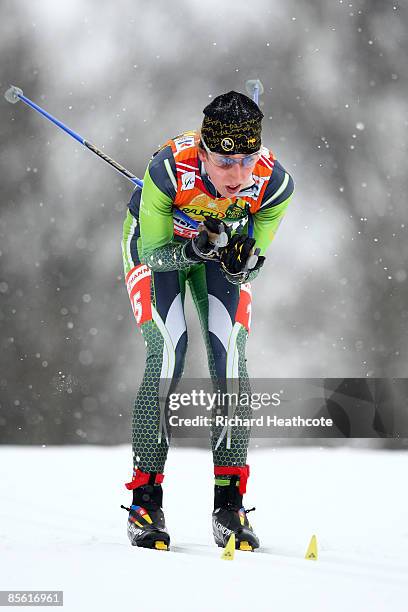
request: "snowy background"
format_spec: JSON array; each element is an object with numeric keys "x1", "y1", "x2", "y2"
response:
[
  {"x1": 1, "y1": 0, "x2": 408, "y2": 444},
  {"x1": 1, "y1": 4, "x2": 407, "y2": 611},
  {"x1": 1, "y1": 446, "x2": 408, "y2": 612}
]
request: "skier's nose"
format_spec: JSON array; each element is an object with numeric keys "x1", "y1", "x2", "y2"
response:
[{"x1": 226, "y1": 162, "x2": 245, "y2": 183}]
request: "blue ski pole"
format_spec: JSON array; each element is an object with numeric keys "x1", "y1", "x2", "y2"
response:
[
  {"x1": 4, "y1": 85, "x2": 198, "y2": 229},
  {"x1": 5, "y1": 82, "x2": 264, "y2": 235},
  {"x1": 5, "y1": 85, "x2": 143, "y2": 188}
]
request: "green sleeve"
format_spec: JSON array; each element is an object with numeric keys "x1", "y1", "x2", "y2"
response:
[
  {"x1": 138, "y1": 165, "x2": 195, "y2": 271},
  {"x1": 252, "y1": 195, "x2": 293, "y2": 257},
  {"x1": 139, "y1": 165, "x2": 174, "y2": 256}
]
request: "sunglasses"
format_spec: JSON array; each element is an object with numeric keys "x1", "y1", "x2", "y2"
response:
[{"x1": 200, "y1": 135, "x2": 261, "y2": 169}]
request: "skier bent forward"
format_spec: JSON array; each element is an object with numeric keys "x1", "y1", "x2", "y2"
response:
[{"x1": 121, "y1": 91, "x2": 295, "y2": 550}]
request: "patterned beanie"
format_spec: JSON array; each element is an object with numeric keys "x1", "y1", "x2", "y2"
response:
[{"x1": 201, "y1": 91, "x2": 263, "y2": 155}]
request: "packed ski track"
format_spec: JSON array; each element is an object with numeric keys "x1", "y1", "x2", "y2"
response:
[{"x1": 1, "y1": 445, "x2": 407, "y2": 611}]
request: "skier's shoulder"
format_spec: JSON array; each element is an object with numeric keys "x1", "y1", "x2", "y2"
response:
[
  {"x1": 146, "y1": 141, "x2": 176, "y2": 199},
  {"x1": 147, "y1": 131, "x2": 198, "y2": 199},
  {"x1": 260, "y1": 150, "x2": 295, "y2": 209}
]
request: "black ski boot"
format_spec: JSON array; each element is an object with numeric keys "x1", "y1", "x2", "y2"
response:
[
  {"x1": 123, "y1": 470, "x2": 170, "y2": 551},
  {"x1": 212, "y1": 465, "x2": 260, "y2": 551}
]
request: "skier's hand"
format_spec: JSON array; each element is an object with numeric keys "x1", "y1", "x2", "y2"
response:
[
  {"x1": 199, "y1": 218, "x2": 230, "y2": 250},
  {"x1": 220, "y1": 234, "x2": 256, "y2": 274},
  {"x1": 220, "y1": 234, "x2": 265, "y2": 284},
  {"x1": 184, "y1": 219, "x2": 230, "y2": 262}
]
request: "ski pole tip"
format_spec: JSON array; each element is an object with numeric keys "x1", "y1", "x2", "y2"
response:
[
  {"x1": 4, "y1": 85, "x2": 23, "y2": 104},
  {"x1": 245, "y1": 79, "x2": 264, "y2": 98}
]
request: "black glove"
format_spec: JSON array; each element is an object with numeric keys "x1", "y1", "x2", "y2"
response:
[
  {"x1": 184, "y1": 218, "x2": 230, "y2": 262},
  {"x1": 220, "y1": 234, "x2": 265, "y2": 284}
]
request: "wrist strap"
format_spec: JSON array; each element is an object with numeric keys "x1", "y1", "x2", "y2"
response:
[
  {"x1": 221, "y1": 262, "x2": 249, "y2": 283},
  {"x1": 190, "y1": 236, "x2": 218, "y2": 261}
]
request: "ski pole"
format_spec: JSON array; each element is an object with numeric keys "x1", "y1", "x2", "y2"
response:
[
  {"x1": 4, "y1": 85, "x2": 143, "y2": 188},
  {"x1": 245, "y1": 78, "x2": 264, "y2": 106},
  {"x1": 4, "y1": 85, "x2": 199, "y2": 228},
  {"x1": 244, "y1": 79, "x2": 264, "y2": 240},
  {"x1": 4, "y1": 82, "x2": 264, "y2": 237},
  {"x1": 243, "y1": 79, "x2": 264, "y2": 268}
]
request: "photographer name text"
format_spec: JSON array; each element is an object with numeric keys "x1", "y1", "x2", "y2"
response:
[{"x1": 168, "y1": 415, "x2": 333, "y2": 428}]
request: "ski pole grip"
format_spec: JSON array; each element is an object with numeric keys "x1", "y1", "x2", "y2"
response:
[{"x1": 245, "y1": 247, "x2": 261, "y2": 272}]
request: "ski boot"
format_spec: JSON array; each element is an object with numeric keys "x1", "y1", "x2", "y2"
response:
[
  {"x1": 212, "y1": 465, "x2": 260, "y2": 551},
  {"x1": 122, "y1": 469, "x2": 170, "y2": 551}
]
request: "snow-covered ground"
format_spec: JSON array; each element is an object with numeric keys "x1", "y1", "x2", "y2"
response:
[{"x1": 1, "y1": 445, "x2": 407, "y2": 611}]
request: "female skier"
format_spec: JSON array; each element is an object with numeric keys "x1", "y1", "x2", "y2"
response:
[{"x1": 121, "y1": 91, "x2": 294, "y2": 550}]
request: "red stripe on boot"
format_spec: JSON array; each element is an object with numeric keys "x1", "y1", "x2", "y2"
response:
[
  {"x1": 214, "y1": 465, "x2": 250, "y2": 495},
  {"x1": 125, "y1": 469, "x2": 164, "y2": 490}
]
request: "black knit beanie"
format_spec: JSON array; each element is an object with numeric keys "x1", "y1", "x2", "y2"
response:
[{"x1": 201, "y1": 91, "x2": 263, "y2": 155}]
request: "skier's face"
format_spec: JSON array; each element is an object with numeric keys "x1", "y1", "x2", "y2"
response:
[{"x1": 197, "y1": 147, "x2": 258, "y2": 198}]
